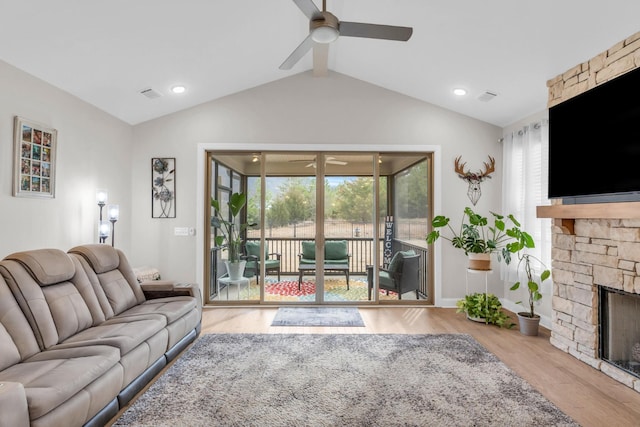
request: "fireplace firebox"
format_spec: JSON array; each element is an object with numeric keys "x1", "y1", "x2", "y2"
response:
[{"x1": 599, "y1": 286, "x2": 640, "y2": 379}]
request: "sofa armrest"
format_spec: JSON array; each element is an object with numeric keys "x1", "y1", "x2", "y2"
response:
[
  {"x1": 0, "y1": 382, "x2": 29, "y2": 427},
  {"x1": 141, "y1": 281, "x2": 202, "y2": 306}
]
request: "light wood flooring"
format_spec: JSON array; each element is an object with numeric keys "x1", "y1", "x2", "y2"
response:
[{"x1": 111, "y1": 306, "x2": 640, "y2": 426}]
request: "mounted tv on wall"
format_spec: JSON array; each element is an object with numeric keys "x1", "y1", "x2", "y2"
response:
[{"x1": 548, "y1": 66, "x2": 640, "y2": 204}]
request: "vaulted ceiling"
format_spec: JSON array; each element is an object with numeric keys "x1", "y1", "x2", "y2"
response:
[{"x1": 1, "y1": 1, "x2": 639, "y2": 127}]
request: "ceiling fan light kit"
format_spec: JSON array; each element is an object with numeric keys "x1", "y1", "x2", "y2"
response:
[
  {"x1": 310, "y1": 12, "x2": 339, "y2": 43},
  {"x1": 280, "y1": 0, "x2": 413, "y2": 72}
]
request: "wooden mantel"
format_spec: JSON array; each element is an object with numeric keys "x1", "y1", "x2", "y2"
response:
[
  {"x1": 537, "y1": 202, "x2": 640, "y2": 219},
  {"x1": 537, "y1": 202, "x2": 640, "y2": 234}
]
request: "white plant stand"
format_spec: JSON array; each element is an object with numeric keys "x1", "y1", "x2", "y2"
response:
[
  {"x1": 465, "y1": 268, "x2": 492, "y2": 323},
  {"x1": 217, "y1": 276, "x2": 250, "y2": 300}
]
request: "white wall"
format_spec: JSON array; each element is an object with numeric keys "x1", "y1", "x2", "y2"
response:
[
  {"x1": 0, "y1": 62, "x2": 504, "y2": 306},
  {"x1": 0, "y1": 60, "x2": 133, "y2": 256},
  {"x1": 131, "y1": 71, "x2": 503, "y2": 304}
]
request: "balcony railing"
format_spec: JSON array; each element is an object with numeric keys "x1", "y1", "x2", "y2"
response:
[{"x1": 235, "y1": 238, "x2": 428, "y2": 296}]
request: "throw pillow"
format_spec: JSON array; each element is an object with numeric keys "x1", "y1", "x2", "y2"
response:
[{"x1": 301, "y1": 241, "x2": 316, "y2": 259}]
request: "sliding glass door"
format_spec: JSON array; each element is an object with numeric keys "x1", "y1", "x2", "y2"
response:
[
  {"x1": 263, "y1": 153, "x2": 317, "y2": 302},
  {"x1": 205, "y1": 151, "x2": 433, "y2": 305},
  {"x1": 322, "y1": 153, "x2": 377, "y2": 302}
]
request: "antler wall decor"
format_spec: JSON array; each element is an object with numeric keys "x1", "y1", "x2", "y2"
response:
[{"x1": 454, "y1": 155, "x2": 495, "y2": 205}]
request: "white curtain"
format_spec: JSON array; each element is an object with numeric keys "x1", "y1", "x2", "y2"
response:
[{"x1": 501, "y1": 120, "x2": 552, "y2": 282}]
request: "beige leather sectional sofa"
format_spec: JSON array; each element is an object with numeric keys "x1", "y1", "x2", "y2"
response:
[{"x1": 0, "y1": 244, "x2": 202, "y2": 427}]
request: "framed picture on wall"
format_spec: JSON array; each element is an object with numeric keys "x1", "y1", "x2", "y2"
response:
[
  {"x1": 13, "y1": 116, "x2": 57, "y2": 198},
  {"x1": 152, "y1": 157, "x2": 176, "y2": 218}
]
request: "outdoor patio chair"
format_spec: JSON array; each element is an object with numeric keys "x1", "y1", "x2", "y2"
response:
[
  {"x1": 367, "y1": 250, "x2": 420, "y2": 300},
  {"x1": 244, "y1": 241, "x2": 281, "y2": 284}
]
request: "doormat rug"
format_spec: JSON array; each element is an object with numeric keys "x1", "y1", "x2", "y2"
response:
[
  {"x1": 114, "y1": 334, "x2": 579, "y2": 427},
  {"x1": 271, "y1": 306, "x2": 365, "y2": 327}
]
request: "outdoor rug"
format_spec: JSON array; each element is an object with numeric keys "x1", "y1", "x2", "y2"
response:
[
  {"x1": 113, "y1": 334, "x2": 579, "y2": 427},
  {"x1": 259, "y1": 278, "x2": 399, "y2": 302},
  {"x1": 271, "y1": 306, "x2": 365, "y2": 327}
]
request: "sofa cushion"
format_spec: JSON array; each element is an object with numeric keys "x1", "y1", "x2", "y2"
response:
[
  {"x1": 0, "y1": 324, "x2": 21, "y2": 371},
  {"x1": 4, "y1": 249, "x2": 74, "y2": 286},
  {"x1": 0, "y1": 276, "x2": 40, "y2": 367},
  {"x1": 58, "y1": 316, "x2": 166, "y2": 356},
  {"x1": 0, "y1": 345, "x2": 121, "y2": 420},
  {"x1": 69, "y1": 245, "x2": 147, "y2": 318},
  {"x1": 68, "y1": 244, "x2": 119, "y2": 274},
  {"x1": 325, "y1": 240, "x2": 348, "y2": 261},
  {"x1": 0, "y1": 253, "x2": 96, "y2": 350}
]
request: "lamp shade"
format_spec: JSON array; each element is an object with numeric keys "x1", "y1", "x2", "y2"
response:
[
  {"x1": 99, "y1": 220, "x2": 110, "y2": 239},
  {"x1": 96, "y1": 189, "x2": 108, "y2": 205},
  {"x1": 108, "y1": 204, "x2": 120, "y2": 221}
]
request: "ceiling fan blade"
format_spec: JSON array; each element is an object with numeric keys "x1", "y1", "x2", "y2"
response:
[
  {"x1": 279, "y1": 34, "x2": 314, "y2": 70},
  {"x1": 292, "y1": 0, "x2": 322, "y2": 20},
  {"x1": 327, "y1": 160, "x2": 348, "y2": 165},
  {"x1": 339, "y1": 22, "x2": 413, "y2": 41},
  {"x1": 312, "y1": 42, "x2": 329, "y2": 77}
]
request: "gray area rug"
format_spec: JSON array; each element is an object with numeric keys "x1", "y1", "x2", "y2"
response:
[
  {"x1": 271, "y1": 306, "x2": 365, "y2": 326},
  {"x1": 114, "y1": 334, "x2": 579, "y2": 427}
]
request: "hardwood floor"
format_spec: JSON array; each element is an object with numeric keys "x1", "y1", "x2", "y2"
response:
[{"x1": 200, "y1": 306, "x2": 640, "y2": 427}]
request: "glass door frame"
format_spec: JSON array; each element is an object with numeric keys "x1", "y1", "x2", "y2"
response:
[{"x1": 202, "y1": 148, "x2": 434, "y2": 306}]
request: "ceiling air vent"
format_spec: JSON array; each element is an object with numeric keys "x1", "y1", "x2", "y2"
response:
[
  {"x1": 477, "y1": 91, "x2": 497, "y2": 102},
  {"x1": 139, "y1": 88, "x2": 162, "y2": 99}
]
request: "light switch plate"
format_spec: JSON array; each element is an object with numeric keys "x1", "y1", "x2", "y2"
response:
[{"x1": 174, "y1": 227, "x2": 189, "y2": 236}]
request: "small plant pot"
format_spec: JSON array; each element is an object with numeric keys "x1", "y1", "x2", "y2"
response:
[
  {"x1": 467, "y1": 253, "x2": 492, "y2": 271},
  {"x1": 224, "y1": 260, "x2": 247, "y2": 281},
  {"x1": 466, "y1": 314, "x2": 487, "y2": 323},
  {"x1": 517, "y1": 312, "x2": 540, "y2": 336}
]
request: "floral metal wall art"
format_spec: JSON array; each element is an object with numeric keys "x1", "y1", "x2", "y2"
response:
[
  {"x1": 152, "y1": 157, "x2": 175, "y2": 218},
  {"x1": 454, "y1": 155, "x2": 495, "y2": 205}
]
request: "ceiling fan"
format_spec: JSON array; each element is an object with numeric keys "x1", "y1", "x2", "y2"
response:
[
  {"x1": 279, "y1": 0, "x2": 413, "y2": 76},
  {"x1": 289, "y1": 156, "x2": 348, "y2": 168}
]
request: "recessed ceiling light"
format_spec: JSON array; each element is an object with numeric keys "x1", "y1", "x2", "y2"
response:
[
  {"x1": 171, "y1": 85, "x2": 186, "y2": 94},
  {"x1": 453, "y1": 88, "x2": 467, "y2": 96}
]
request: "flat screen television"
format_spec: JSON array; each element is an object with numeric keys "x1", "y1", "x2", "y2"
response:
[{"x1": 548, "y1": 65, "x2": 640, "y2": 204}]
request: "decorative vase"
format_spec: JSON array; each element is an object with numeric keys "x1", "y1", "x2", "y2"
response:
[
  {"x1": 224, "y1": 260, "x2": 246, "y2": 280},
  {"x1": 517, "y1": 312, "x2": 540, "y2": 336},
  {"x1": 467, "y1": 253, "x2": 491, "y2": 271}
]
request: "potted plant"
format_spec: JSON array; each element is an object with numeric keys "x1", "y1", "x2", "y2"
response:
[
  {"x1": 211, "y1": 192, "x2": 256, "y2": 280},
  {"x1": 427, "y1": 207, "x2": 536, "y2": 325},
  {"x1": 456, "y1": 292, "x2": 515, "y2": 328},
  {"x1": 426, "y1": 207, "x2": 527, "y2": 270},
  {"x1": 508, "y1": 251, "x2": 551, "y2": 336}
]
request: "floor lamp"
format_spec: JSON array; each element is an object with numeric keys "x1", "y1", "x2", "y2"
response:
[
  {"x1": 108, "y1": 204, "x2": 119, "y2": 247},
  {"x1": 96, "y1": 189, "x2": 108, "y2": 243}
]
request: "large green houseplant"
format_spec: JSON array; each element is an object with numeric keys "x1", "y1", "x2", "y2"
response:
[
  {"x1": 211, "y1": 192, "x2": 256, "y2": 279},
  {"x1": 427, "y1": 207, "x2": 539, "y2": 326},
  {"x1": 426, "y1": 207, "x2": 529, "y2": 269}
]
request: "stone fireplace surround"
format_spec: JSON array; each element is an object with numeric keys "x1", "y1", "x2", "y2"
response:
[{"x1": 539, "y1": 29, "x2": 640, "y2": 394}]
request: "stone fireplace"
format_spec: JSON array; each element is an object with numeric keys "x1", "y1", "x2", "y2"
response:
[
  {"x1": 539, "y1": 30, "x2": 640, "y2": 393},
  {"x1": 599, "y1": 286, "x2": 640, "y2": 380},
  {"x1": 535, "y1": 216, "x2": 640, "y2": 392}
]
